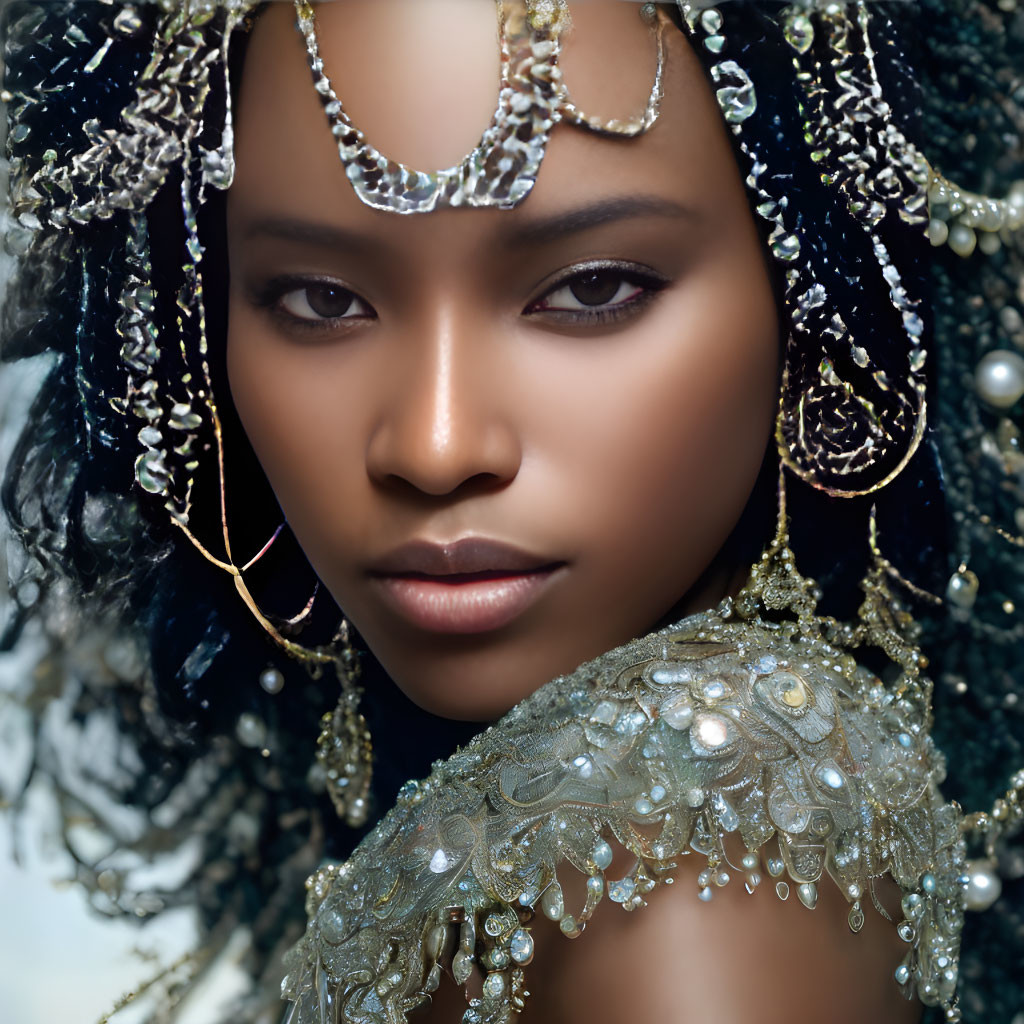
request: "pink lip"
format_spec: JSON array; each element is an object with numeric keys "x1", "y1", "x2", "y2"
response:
[{"x1": 367, "y1": 538, "x2": 563, "y2": 634}]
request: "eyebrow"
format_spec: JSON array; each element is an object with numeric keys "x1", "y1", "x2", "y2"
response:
[
  {"x1": 239, "y1": 217, "x2": 387, "y2": 258},
  {"x1": 237, "y1": 196, "x2": 694, "y2": 255},
  {"x1": 502, "y1": 196, "x2": 696, "y2": 247}
]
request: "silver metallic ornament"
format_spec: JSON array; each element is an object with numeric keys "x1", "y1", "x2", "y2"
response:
[{"x1": 295, "y1": 0, "x2": 666, "y2": 214}]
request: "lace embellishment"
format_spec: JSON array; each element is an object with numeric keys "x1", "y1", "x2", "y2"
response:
[{"x1": 282, "y1": 609, "x2": 964, "y2": 1024}]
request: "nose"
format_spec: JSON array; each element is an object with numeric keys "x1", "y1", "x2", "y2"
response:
[{"x1": 365, "y1": 306, "x2": 522, "y2": 497}]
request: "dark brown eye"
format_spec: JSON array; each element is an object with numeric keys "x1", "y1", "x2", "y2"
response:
[
  {"x1": 278, "y1": 283, "x2": 370, "y2": 322},
  {"x1": 568, "y1": 271, "x2": 623, "y2": 306},
  {"x1": 305, "y1": 284, "x2": 358, "y2": 318}
]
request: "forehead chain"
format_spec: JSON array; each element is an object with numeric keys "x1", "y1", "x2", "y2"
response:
[{"x1": 294, "y1": 0, "x2": 666, "y2": 214}]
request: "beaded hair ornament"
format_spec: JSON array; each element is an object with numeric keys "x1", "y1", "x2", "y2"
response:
[{"x1": 2, "y1": 1, "x2": 1023, "y2": 1023}]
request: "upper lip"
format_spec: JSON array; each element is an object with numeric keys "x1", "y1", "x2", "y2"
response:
[{"x1": 368, "y1": 538, "x2": 560, "y2": 577}]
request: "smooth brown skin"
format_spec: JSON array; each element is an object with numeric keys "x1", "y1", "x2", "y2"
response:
[
  {"x1": 227, "y1": 4, "x2": 920, "y2": 1022},
  {"x1": 229, "y1": 1, "x2": 776, "y2": 721}
]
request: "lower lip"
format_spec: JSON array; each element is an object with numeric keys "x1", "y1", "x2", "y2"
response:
[{"x1": 370, "y1": 570, "x2": 557, "y2": 634}]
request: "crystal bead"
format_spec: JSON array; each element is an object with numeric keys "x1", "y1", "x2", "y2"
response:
[
  {"x1": 608, "y1": 877, "x2": 636, "y2": 903},
  {"x1": 426, "y1": 925, "x2": 446, "y2": 960},
  {"x1": 429, "y1": 849, "x2": 451, "y2": 873},
  {"x1": 661, "y1": 697, "x2": 694, "y2": 730},
  {"x1": 775, "y1": 881, "x2": 790, "y2": 901},
  {"x1": 540, "y1": 882, "x2": 564, "y2": 920},
  {"x1": 703, "y1": 679, "x2": 725, "y2": 700},
  {"x1": 319, "y1": 907, "x2": 348, "y2": 945},
  {"x1": 651, "y1": 666, "x2": 691, "y2": 685},
  {"x1": 901, "y1": 892, "x2": 924, "y2": 920},
  {"x1": 509, "y1": 928, "x2": 534, "y2": 965},
  {"x1": 452, "y1": 949, "x2": 474, "y2": 985},
  {"x1": 783, "y1": 11, "x2": 814, "y2": 53},
  {"x1": 482, "y1": 972, "x2": 506, "y2": 999},
  {"x1": 797, "y1": 882, "x2": 817, "y2": 909}
]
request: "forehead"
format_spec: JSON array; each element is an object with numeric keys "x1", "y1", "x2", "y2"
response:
[{"x1": 230, "y1": 2, "x2": 738, "y2": 242}]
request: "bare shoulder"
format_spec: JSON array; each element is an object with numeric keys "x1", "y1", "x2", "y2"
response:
[
  {"x1": 422, "y1": 852, "x2": 923, "y2": 1024},
  {"x1": 522, "y1": 856, "x2": 922, "y2": 1024}
]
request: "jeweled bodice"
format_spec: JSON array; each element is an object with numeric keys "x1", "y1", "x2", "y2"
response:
[{"x1": 282, "y1": 607, "x2": 963, "y2": 1024}]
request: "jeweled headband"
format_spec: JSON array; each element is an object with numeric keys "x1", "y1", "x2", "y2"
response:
[{"x1": 297, "y1": 0, "x2": 666, "y2": 213}]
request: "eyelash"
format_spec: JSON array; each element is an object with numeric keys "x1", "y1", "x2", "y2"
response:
[
  {"x1": 252, "y1": 262, "x2": 667, "y2": 335},
  {"x1": 524, "y1": 261, "x2": 667, "y2": 325}
]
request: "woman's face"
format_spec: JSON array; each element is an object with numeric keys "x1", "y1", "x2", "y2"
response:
[{"x1": 226, "y1": 1, "x2": 778, "y2": 720}]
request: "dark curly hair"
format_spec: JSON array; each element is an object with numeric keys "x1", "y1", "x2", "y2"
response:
[{"x1": 1, "y1": 2, "x2": 1021, "y2": 1021}]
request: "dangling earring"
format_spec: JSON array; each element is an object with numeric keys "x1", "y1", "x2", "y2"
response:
[
  {"x1": 316, "y1": 618, "x2": 373, "y2": 828},
  {"x1": 114, "y1": 145, "x2": 374, "y2": 828}
]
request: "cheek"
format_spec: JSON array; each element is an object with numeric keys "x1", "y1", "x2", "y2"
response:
[
  {"x1": 225, "y1": 304, "x2": 368, "y2": 570},
  {"x1": 525, "y1": 270, "x2": 778, "y2": 589}
]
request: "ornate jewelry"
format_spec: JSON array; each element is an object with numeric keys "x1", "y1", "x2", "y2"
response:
[
  {"x1": 3, "y1": 4, "x2": 1022, "y2": 1024},
  {"x1": 295, "y1": 0, "x2": 666, "y2": 214},
  {"x1": 281, "y1": 499, "x2": 966, "y2": 1024},
  {"x1": 683, "y1": 2, "x2": 933, "y2": 497}
]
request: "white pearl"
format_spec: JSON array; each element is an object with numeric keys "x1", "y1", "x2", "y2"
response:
[
  {"x1": 946, "y1": 570, "x2": 979, "y2": 610},
  {"x1": 964, "y1": 859, "x2": 1002, "y2": 911},
  {"x1": 235, "y1": 712, "x2": 267, "y2": 748},
  {"x1": 259, "y1": 667, "x2": 284, "y2": 694},
  {"x1": 928, "y1": 219, "x2": 949, "y2": 247},
  {"x1": 948, "y1": 222, "x2": 977, "y2": 258},
  {"x1": 975, "y1": 350, "x2": 1024, "y2": 409},
  {"x1": 980, "y1": 200, "x2": 1005, "y2": 232},
  {"x1": 979, "y1": 231, "x2": 1001, "y2": 256}
]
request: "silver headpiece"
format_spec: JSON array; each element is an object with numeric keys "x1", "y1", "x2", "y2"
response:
[{"x1": 295, "y1": 0, "x2": 666, "y2": 214}]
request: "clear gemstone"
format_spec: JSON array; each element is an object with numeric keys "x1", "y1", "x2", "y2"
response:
[
  {"x1": 608, "y1": 878, "x2": 636, "y2": 903},
  {"x1": 453, "y1": 949, "x2": 474, "y2": 985},
  {"x1": 509, "y1": 928, "x2": 534, "y2": 965},
  {"x1": 662, "y1": 698, "x2": 694, "y2": 730},
  {"x1": 482, "y1": 972, "x2": 506, "y2": 999}
]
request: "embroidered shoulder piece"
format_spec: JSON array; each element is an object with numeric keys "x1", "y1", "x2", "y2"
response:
[{"x1": 282, "y1": 608, "x2": 964, "y2": 1024}]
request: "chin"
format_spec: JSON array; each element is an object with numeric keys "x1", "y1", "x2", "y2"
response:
[{"x1": 373, "y1": 642, "x2": 577, "y2": 723}]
